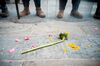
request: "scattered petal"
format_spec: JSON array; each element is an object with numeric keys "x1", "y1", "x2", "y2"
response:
[
  {"x1": 93, "y1": 27, "x2": 98, "y2": 32},
  {"x1": 31, "y1": 43, "x2": 37, "y2": 48},
  {"x1": 63, "y1": 48, "x2": 68, "y2": 54},
  {"x1": 49, "y1": 34, "x2": 52, "y2": 37},
  {"x1": 31, "y1": 45, "x2": 35, "y2": 48},
  {"x1": 8, "y1": 48, "x2": 16, "y2": 53},
  {"x1": 15, "y1": 38, "x2": 20, "y2": 42},
  {"x1": 96, "y1": 48, "x2": 100, "y2": 51},
  {"x1": 8, "y1": 60, "x2": 14, "y2": 63},
  {"x1": 48, "y1": 36, "x2": 53, "y2": 42},
  {"x1": 0, "y1": 50, "x2": 3, "y2": 52},
  {"x1": 67, "y1": 43, "x2": 80, "y2": 51},
  {"x1": 85, "y1": 44, "x2": 92, "y2": 48},
  {"x1": 94, "y1": 27, "x2": 98, "y2": 30},
  {"x1": 24, "y1": 36, "x2": 30, "y2": 41}
]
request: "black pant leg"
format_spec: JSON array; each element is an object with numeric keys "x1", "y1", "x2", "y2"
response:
[
  {"x1": 95, "y1": 0, "x2": 100, "y2": 15},
  {"x1": 59, "y1": 0, "x2": 68, "y2": 10},
  {"x1": 22, "y1": 0, "x2": 30, "y2": 7},
  {"x1": 0, "y1": 0, "x2": 7, "y2": 12},
  {"x1": 72, "y1": 0, "x2": 81, "y2": 12},
  {"x1": 34, "y1": 0, "x2": 41, "y2": 7}
]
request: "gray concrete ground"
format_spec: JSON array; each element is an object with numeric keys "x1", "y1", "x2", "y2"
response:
[{"x1": 0, "y1": 0, "x2": 100, "y2": 66}]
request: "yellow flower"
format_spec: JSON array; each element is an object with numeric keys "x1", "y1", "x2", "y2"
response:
[
  {"x1": 67, "y1": 43, "x2": 80, "y2": 51},
  {"x1": 64, "y1": 32, "x2": 69, "y2": 35},
  {"x1": 72, "y1": 46, "x2": 80, "y2": 50}
]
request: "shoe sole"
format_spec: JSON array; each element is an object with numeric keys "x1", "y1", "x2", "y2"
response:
[{"x1": 36, "y1": 14, "x2": 46, "y2": 18}]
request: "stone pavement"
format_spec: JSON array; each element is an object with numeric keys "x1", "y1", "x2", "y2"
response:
[
  {"x1": 0, "y1": 21, "x2": 100, "y2": 66},
  {"x1": 0, "y1": 0, "x2": 100, "y2": 66}
]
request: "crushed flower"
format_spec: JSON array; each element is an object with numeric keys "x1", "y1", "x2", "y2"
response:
[{"x1": 67, "y1": 43, "x2": 80, "y2": 51}]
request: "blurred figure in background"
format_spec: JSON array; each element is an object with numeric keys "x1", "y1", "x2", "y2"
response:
[
  {"x1": 0, "y1": 0, "x2": 9, "y2": 18},
  {"x1": 94, "y1": 0, "x2": 100, "y2": 19},
  {"x1": 57, "y1": 0, "x2": 83, "y2": 19},
  {"x1": 20, "y1": 0, "x2": 45, "y2": 18}
]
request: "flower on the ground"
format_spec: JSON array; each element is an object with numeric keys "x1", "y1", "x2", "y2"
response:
[
  {"x1": 64, "y1": 32, "x2": 69, "y2": 36},
  {"x1": 67, "y1": 43, "x2": 80, "y2": 51}
]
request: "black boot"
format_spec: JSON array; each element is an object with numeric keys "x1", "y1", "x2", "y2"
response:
[
  {"x1": 70, "y1": 0, "x2": 83, "y2": 19},
  {"x1": 94, "y1": 0, "x2": 100, "y2": 19},
  {"x1": 0, "y1": 0, "x2": 9, "y2": 18},
  {"x1": 70, "y1": 11, "x2": 83, "y2": 19},
  {"x1": 0, "y1": 8, "x2": 9, "y2": 18}
]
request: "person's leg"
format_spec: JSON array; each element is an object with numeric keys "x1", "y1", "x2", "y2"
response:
[
  {"x1": 72, "y1": 0, "x2": 80, "y2": 12},
  {"x1": 0, "y1": 0, "x2": 9, "y2": 17},
  {"x1": 19, "y1": 0, "x2": 30, "y2": 17},
  {"x1": 57, "y1": 0, "x2": 67, "y2": 18},
  {"x1": 34, "y1": 0, "x2": 40, "y2": 7},
  {"x1": 34, "y1": 0, "x2": 45, "y2": 18},
  {"x1": 71, "y1": 0, "x2": 83, "y2": 18},
  {"x1": 94, "y1": 0, "x2": 100, "y2": 19},
  {"x1": 22, "y1": 0, "x2": 30, "y2": 8},
  {"x1": 59, "y1": 0, "x2": 67, "y2": 10}
]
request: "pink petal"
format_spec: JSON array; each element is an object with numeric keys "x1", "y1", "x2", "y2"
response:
[
  {"x1": 8, "y1": 48, "x2": 16, "y2": 53},
  {"x1": 0, "y1": 50, "x2": 3, "y2": 52},
  {"x1": 24, "y1": 36, "x2": 30, "y2": 41},
  {"x1": 15, "y1": 38, "x2": 20, "y2": 42},
  {"x1": 94, "y1": 27, "x2": 98, "y2": 30},
  {"x1": 8, "y1": 60, "x2": 14, "y2": 63},
  {"x1": 31, "y1": 44, "x2": 37, "y2": 48},
  {"x1": 49, "y1": 34, "x2": 52, "y2": 37},
  {"x1": 31, "y1": 45, "x2": 35, "y2": 48}
]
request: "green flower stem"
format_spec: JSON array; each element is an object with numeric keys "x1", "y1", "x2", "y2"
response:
[{"x1": 21, "y1": 39, "x2": 65, "y2": 54}]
